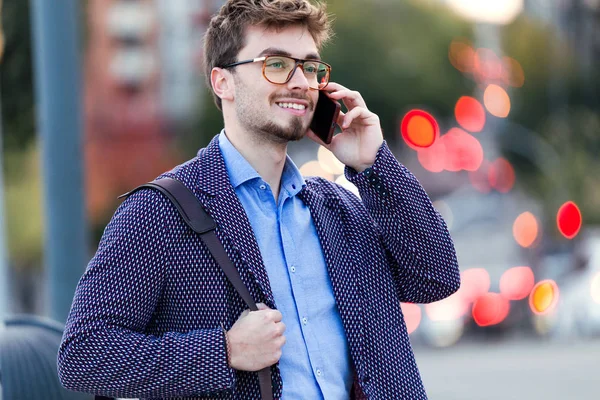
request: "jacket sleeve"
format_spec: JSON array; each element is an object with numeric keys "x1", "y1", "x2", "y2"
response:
[
  {"x1": 346, "y1": 141, "x2": 460, "y2": 304},
  {"x1": 57, "y1": 189, "x2": 235, "y2": 399}
]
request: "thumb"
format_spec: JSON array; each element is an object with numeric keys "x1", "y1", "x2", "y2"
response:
[{"x1": 256, "y1": 302, "x2": 270, "y2": 311}]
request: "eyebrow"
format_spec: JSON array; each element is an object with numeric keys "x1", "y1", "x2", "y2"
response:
[{"x1": 257, "y1": 47, "x2": 321, "y2": 61}]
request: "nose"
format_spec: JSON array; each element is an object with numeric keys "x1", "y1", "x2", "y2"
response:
[{"x1": 286, "y1": 65, "x2": 311, "y2": 91}]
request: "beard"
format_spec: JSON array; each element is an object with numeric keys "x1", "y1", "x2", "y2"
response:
[{"x1": 234, "y1": 75, "x2": 313, "y2": 144}]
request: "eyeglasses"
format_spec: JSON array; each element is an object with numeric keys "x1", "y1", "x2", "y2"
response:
[{"x1": 221, "y1": 55, "x2": 331, "y2": 90}]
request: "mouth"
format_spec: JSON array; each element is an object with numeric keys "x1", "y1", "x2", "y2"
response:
[{"x1": 274, "y1": 100, "x2": 310, "y2": 116}]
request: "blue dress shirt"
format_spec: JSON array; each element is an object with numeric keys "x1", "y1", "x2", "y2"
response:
[{"x1": 218, "y1": 132, "x2": 352, "y2": 399}]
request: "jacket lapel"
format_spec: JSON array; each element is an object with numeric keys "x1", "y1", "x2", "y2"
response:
[
  {"x1": 299, "y1": 184, "x2": 364, "y2": 376},
  {"x1": 193, "y1": 136, "x2": 276, "y2": 307}
]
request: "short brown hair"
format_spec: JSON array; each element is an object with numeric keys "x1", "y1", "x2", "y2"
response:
[{"x1": 203, "y1": 0, "x2": 333, "y2": 110}]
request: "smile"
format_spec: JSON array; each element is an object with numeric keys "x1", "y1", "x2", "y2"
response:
[{"x1": 276, "y1": 102, "x2": 307, "y2": 111}]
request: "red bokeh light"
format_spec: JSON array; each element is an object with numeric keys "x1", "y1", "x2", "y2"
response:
[
  {"x1": 488, "y1": 158, "x2": 515, "y2": 193},
  {"x1": 455, "y1": 96, "x2": 486, "y2": 133},
  {"x1": 401, "y1": 109, "x2": 440, "y2": 150},
  {"x1": 443, "y1": 128, "x2": 484, "y2": 172},
  {"x1": 472, "y1": 293, "x2": 510, "y2": 327},
  {"x1": 400, "y1": 302, "x2": 422, "y2": 335},
  {"x1": 473, "y1": 48, "x2": 504, "y2": 83},
  {"x1": 557, "y1": 201, "x2": 582, "y2": 239},
  {"x1": 417, "y1": 139, "x2": 447, "y2": 173},
  {"x1": 500, "y1": 266, "x2": 535, "y2": 301},
  {"x1": 459, "y1": 268, "x2": 491, "y2": 304}
]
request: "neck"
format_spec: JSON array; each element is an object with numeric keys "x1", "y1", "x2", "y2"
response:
[{"x1": 223, "y1": 123, "x2": 288, "y2": 202}]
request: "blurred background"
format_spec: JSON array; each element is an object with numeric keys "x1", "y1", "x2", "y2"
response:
[{"x1": 1, "y1": 0, "x2": 599, "y2": 398}]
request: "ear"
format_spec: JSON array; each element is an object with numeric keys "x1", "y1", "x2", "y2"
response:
[{"x1": 210, "y1": 67, "x2": 234, "y2": 103}]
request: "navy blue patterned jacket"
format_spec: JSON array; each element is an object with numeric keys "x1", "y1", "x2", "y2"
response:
[{"x1": 58, "y1": 135, "x2": 460, "y2": 399}]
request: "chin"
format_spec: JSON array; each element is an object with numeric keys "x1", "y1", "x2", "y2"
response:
[{"x1": 262, "y1": 119, "x2": 308, "y2": 143}]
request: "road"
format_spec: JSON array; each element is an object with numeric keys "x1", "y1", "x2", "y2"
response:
[{"x1": 414, "y1": 338, "x2": 600, "y2": 400}]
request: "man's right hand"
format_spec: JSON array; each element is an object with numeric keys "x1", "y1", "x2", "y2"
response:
[{"x1": 226, "y1": 303, "x2": 286, "y2": 371}]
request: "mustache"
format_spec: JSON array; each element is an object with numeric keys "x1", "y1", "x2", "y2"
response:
[{"x1": 271, "y1": 93, "x2": 315, "y2": 110}]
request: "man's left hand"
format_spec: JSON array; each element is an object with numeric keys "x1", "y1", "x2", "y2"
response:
[{"x1": 306, "y1": 82, "x2": 384, "y2": 173}]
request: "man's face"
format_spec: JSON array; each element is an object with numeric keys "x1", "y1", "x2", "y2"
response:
[{"x1": 232, "y1": 25, "x2": 320, "y2": 143}]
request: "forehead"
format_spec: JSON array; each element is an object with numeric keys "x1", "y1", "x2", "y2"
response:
[{"x1": 238, "y1": 25, "x2": 319, "y2": 59}]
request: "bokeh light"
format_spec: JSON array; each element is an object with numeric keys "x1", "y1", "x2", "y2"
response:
[
  {"x1": 318, "y1": 146, "x2": 344, "y2": 175},
  {"x1": 454, "y1": 96, "x2": 486, "y2": 133},
  {"x1": 425, "y1": 292, "x2": 468, "y2": 322},
  {"x1": 591, "y1": 273, "x2": 600, "y2": 304},
  {"x1": 513, "y1": 212, "x2": 539, "y2": 248},
  {"x1": 557, "y1": 201, "x2": 582, "y2": 239},
  {"x1": 502, "y1": 56, "x2": 525, "y2": 87},
  {"x1": 417, "y1": 139, "x2": 447, "y2": 173},
  {"x1": 443, "y1": 128, "x2": 484, "y2": 172},
  {"x1": 529, "y1": 280, "x2": 560, "y2": 315},
  {"x1": 459, "y1": 268, "x2": 491, "y2": 304},
  {"x1": 500, "y1": 266, "x2": 535, "y2": 300},
  {"x1": 449, "y1": 38, "x2": 475, "y2": 73},
  {"x1": 473, "y1": 48, "x2": 504, "y2": 83},
  {"x1": 488, "y1": 157, "x2": 515, "y2": 193},
  {"x1": 400, "y1": 302, "x2": 422, "y2": 335},
  {"x1": 484, "y1": 84, "x2": 511, "y2": 118},
  {"x1": 401, "y1": 109, "x2": 440, "y2": 150},
  {"x1": 472, "y1": 293, "x2": 510, "y2": 327},
  {"x1": 446, "y1": 0, "x2": 524, "y2": 25},
  {"x1": 299, "y1": 160, "x2": 334, "y2": 181}
]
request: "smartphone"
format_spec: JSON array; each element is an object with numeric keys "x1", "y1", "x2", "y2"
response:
[{"x1": 310, "y1": 90, "x2": 341, "y2": 145}]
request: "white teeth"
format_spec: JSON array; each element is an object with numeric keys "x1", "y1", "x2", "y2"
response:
[{"x1": 277, "y1": 102, "x2": 306, "y2": 110}]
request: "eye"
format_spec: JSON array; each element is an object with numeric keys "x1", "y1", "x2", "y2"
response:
[
  {"x1": 303, "y1": 62, "x2": 318, "y2": 74},
  {"x1": 265, "y1": 58, "x2": 288, "y2": 69}
]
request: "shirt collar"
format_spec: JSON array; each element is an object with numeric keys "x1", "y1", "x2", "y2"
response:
[{"x1": 218, "y1": 130, "x2": 305, "y2": 196}]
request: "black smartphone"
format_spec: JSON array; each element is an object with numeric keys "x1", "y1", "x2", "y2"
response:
[{"x1": 310, "y1": 90, "x2": 341, "y2": 145}]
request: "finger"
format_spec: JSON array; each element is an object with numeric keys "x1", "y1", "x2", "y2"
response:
[
  {"x1": 341, "y1": 107, "x2": 378, "y2": 130},
  {"x1": 256, "y1": 302, "x2": 269, "y2": 311},
  {"x1": 321, "y1": 82, "x2": 348, "y2": 93},
  {"x1": 268, "y1": 309, "x2": 283, "y2": 323},
  {"x1": 326, "y1": 89, "x2": 366, "y2": 108},
  {"x1": 336, "y1": 110, "x2": 346, "y2": 126},
  {"x1": 276, "y1": 335, "x2": 287, "y2": 348},
  {"x1": 275, "y1": 321, "x2": 286, "y2": 335}
]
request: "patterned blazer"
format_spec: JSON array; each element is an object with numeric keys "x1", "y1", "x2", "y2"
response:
[{"x1": 58, "y1": 135, "x2": 460, "y2": 400}]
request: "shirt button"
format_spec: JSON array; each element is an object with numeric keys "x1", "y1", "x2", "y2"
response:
[
  {"x1": 259, "y1": 184, "x2": 267, "y2": 190},
  {"x1": 316, "y1": 369, "x2": 322, "y2": 377},
  {"x1": 302, "y1": 317, "x2": 308, "y2": 325},
  {"x1": 290, "y1": 266, "x2": 296, "y2": 273}
]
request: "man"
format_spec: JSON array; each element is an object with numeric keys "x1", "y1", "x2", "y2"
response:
[{"x1": 58, "y1": 0, "x2": 460, "y2": 399}]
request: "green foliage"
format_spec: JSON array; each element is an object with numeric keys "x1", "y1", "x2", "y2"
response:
[{"x1": 1, "y1": 0, "x2": 35, "y2": 155}]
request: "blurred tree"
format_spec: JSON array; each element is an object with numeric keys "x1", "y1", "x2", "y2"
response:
[{"x1": 0, "y1": 0, "x2": 34, "y2": 158}]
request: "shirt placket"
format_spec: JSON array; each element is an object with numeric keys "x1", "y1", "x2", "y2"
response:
[{"x1": 278, "y1": 196, "x2": 327, "y2": 392}]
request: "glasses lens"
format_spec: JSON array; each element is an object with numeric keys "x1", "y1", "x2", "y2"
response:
[
  {"x1": 264, "y1": 56, "x2": 295, "y2": 83},
  {"x1": 303, "y1": 60, "x2": 330, "y2": 89},
  {"x1": 264, "y1": 56, "x2": 329, "y2": 89}
]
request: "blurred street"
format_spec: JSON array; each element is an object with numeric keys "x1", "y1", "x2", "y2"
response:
[{"x1": 415, "y1": 338, "x2": 600, "y2": 400}]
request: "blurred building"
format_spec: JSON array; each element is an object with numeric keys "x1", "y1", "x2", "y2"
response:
[{"x1": 84, "y1": 0, "x2": 223, "y2": 222}]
